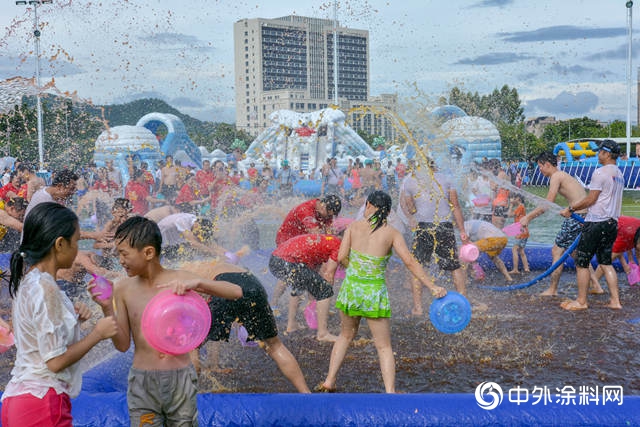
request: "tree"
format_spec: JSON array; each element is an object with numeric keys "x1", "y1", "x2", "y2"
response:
[
  {"x1": 445, "y1": 85, "x2": 529, "y2": 158},
  {"x1": 497, "y1": 122, "x2": 546, "y2": 160}
]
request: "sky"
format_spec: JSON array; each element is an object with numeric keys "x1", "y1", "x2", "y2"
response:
[{"x1": 0, "y1": 0, "x2": 638, "y2": 125}]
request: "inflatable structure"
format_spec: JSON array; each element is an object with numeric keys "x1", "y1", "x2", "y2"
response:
[
  {"x1": 242, "y1": 108, "x2": 377, "y2": 174},
  {"x1": 437, "y1": 115, "x2": 502, "y2": 165},
  {"x1": 553, "y1": 139, "x2": 600, "y2": 162},
  {"x1": 93, "y1": 113, "x2": 202, "y2": 185}
]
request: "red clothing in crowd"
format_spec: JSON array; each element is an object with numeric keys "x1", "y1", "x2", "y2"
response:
[
  {"x1": 0, "y1": 182, "x2": 19, "y2": 201},
  {"x1": 125, "y1": 180, "x2": 150, "y2": 215},
  {"x1": 91, "y1": 179, "x2": 119, "y2": 194},
  {"x1": 612, "y1": 216, "x2": 640, "y2": 253},
  {"x1": 275, "y1": 198, "x2": 333, "y2": 246},
  {"x1": 395, "y1": 162, "x2": 406, "y2": 180},
  {"x1": 512, "y1": 204, "x2": 530, "y2": 239},
  {"x1": 271, "y1": 234, "x2": 341, "y2": 270},
  {"x1": 175, "y1": 183, "x2": 197, "y2": 205},
  {"x1": 247, "y1": 167, "x2": 258, "y2": 182},
  {"x1": 195, "y1": 169, "x2": 215, "y2": 196},
  {"x1": 143, "y1": 170, "x2": 155, "y2": 192},
  {"x1": 16, "y1": 183, "x2": 28, "y2": 199}
]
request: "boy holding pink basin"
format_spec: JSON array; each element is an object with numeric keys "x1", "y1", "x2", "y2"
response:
[{"x1": 94, "y1": 216, "x2": 242, "y2": 426}]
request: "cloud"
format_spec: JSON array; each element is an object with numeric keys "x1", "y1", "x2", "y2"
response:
[
  {"x1": 112, "y1": 91, "x2": 168, "y2": 104},
  {"x1": 525, "y1": 91, "x2": 599, "y2": 115},
  {"x1": 170, "y1": 97, "x2": 205, "y2": 108},
  {"x1": 0, "y1": 56, "x2": 84, "y2": 80},
  {"x1": 498, "y1": 26, "x2": 627, "y2": 43},
  {"x1": 187, "y1": 106, "x2": 235, "y2": 123},
  {"x1": 455, "y1": 52, "x2": 535, "y2": 65},
  {"x1": 139, "y1": 32, "x2": 201, "y2": 45},
  {"x1": 470, "y1": 0, "x2": 514, "y2": 7},
  {"x1": 136, "y1": 32, "x2": 214, "y2": 52},
  {"x1": 549, "y1": 63, "x2": 593, "y2": 75},
  {"x1": 583, "y1": 43, "x2": 640, "y2": 61}
]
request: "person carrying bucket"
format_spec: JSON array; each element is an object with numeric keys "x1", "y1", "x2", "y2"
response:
[
  {"x1": 317, "y1": 191, "x2": 446, "y2": 393},
  {"x1": 399, "y1": 156, "x2": 470, "y2": 316},
  {"x1": 93, "y1": 216, "x2": 242, "y2": 426},
  {"x1": 463, "y1": 220, "x2": 513, "y2": 284},
  {"x1": 592, "y1": 216, "x2": 640, "y2": 286}
]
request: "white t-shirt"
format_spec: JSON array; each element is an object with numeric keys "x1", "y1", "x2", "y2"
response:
[
  {"x1": 2, "y1": 269, "x2": 82, "y2": 400},
  {"x1": 401, "y1": 170, "x2": 453, "y2": 223},
  {"x1": 24, "y1": 187, "x2": 54, "y2": 220},
  {"x1": 585, "y1": 164, "x2": 624, "y2": 222},
  {"x1": 157, "y1": 213, "x2": 197, "y2": 247},
  {"x1": 464, "y1": 220, "x2": 506, "y2": 241}
]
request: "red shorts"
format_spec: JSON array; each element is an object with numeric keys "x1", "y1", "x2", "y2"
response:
[{"x1": 1, "y1": 388, "x2": 72, "y2": 427}]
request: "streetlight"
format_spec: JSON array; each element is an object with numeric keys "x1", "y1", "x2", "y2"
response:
[
  {"x1": 626, "y1": 1, "x2": 633, "y2": 159},
  {"x1": 16, "y1": 0, "x2": 52, "y2": 172}
]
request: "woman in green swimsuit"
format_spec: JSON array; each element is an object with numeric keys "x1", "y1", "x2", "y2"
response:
[{"x1": 317, "y1": 191, "x2": 447, "y2": 393}]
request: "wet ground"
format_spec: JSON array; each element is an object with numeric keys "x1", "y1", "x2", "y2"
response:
[
  {"x1": 197, "y1": 260, "x2": 640, "y2": 395},
  {"x1": 0, "y1": 254, "x2": 638, "y2": 396}
]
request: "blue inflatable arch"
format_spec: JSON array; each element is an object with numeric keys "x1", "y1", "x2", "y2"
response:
[{"x1": 136, "y1": 113, "x2": 202, "y2": 168}]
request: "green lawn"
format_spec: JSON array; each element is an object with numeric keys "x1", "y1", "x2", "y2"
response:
[{"x1": 523, "y1": 186, "x2": 640, "y2": 217}]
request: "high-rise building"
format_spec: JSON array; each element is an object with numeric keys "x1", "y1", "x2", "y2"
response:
[{"x1": 234, "y1": 15, "x2": 398, "y2": 142}]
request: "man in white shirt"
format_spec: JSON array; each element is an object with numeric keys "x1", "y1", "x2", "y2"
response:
[{"x1": 560, "y1": 140, "x2": 625, "y2": 311}]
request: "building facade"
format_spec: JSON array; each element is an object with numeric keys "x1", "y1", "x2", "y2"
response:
[{"x1": 234, "y1": 15, "x2": 398, "y2": 142}]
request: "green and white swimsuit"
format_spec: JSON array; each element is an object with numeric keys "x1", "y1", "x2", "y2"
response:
[{"x1": 336, "y1": 249, "x2": 391, "y2": 318}]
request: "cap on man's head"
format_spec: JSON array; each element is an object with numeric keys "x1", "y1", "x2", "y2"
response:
[
  {"x1": 595, "y1": 139, "x2": 621, "y2": 155},
  {"x1": 281, "y1": 159, "x2": 289, "y2": 167},
  {"x1": 321, "y1": 194, "x2": 342, "y2": 216}
]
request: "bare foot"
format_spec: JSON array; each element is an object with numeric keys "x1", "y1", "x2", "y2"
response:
[
  {"x1": 211, "y1": 366, "x2": 234, "y2": 374},
  {"x1": 410, "y1": 309, "x2": 423, "y2": 317},
  {"x1": 285, "y1": 324, "x2": 306, "y2": 334},
  {"x1": 560, "y1": 300, "x2": 588, "y2": 311},
  {"x1": 523, "y1": 269, "x2": 531, "y2": 273},
  {"x1": 471, "y1": 301, "x2": 488, "y2": 312},
  {"x1": 540, "y1": 289, "x2": 558, "y2": 297},
  {"x1": 589, "y1": 287, "x2": 605, "y2": 295},
  {"x1": 316, "y1": 333, "x2": 339, "y2": 342},
  {"x1": 605, "y1": 301, "x2": 622, "y2": 310},
  {"x1": 508, "y1": 270, "x2": 519, "y2": 275}
]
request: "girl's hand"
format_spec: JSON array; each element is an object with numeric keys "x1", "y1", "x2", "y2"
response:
[
  {"x1": 430, "y1": 286, "x2": 447, "y2": 299},
  {"x1": 74, "y1": 302, "x2": 93, "y2": 322},
  {"x1": 93, "y1": 316, "x2": 118, "y2": 340}
]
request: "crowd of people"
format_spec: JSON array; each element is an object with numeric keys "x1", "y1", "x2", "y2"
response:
[{"x1": 0, "y1": 139, "x2": 637, "y2": 424}]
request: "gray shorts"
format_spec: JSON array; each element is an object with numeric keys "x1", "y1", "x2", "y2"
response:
[{"x1": 127, "y1": 365, "x2": 198, "y2": 427}]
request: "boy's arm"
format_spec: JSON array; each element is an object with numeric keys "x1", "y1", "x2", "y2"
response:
[{"x1": 521, "y1": 174, "x2": 561, "y2": 226}]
